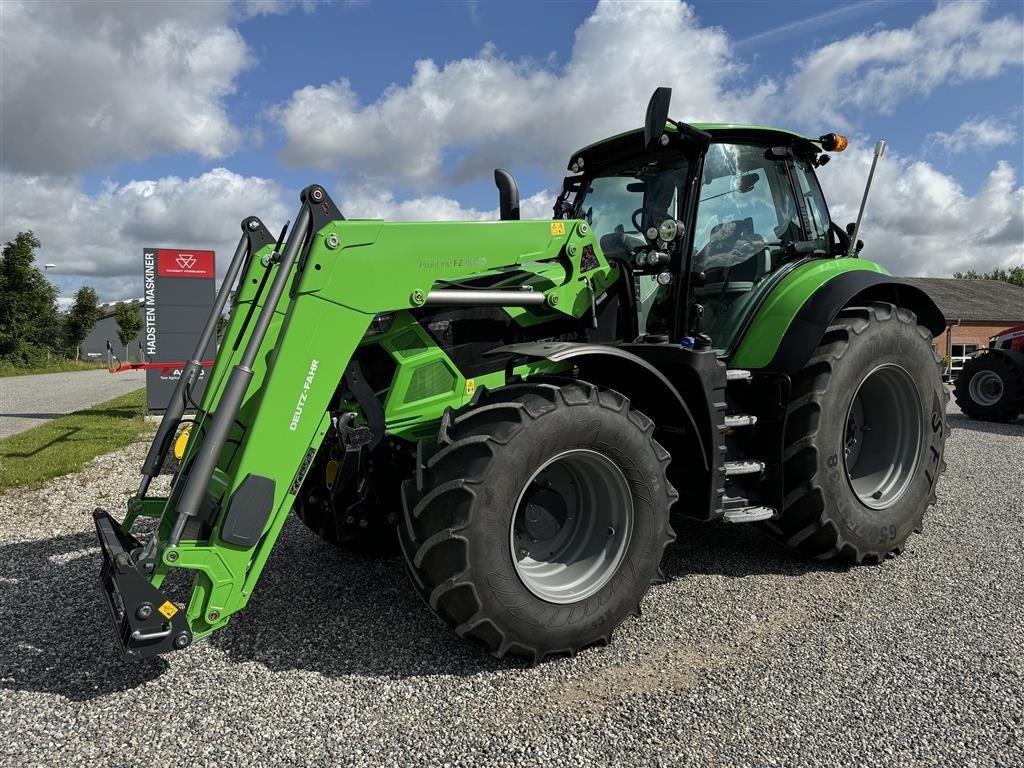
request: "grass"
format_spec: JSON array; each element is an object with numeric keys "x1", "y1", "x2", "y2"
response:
[
  {"x1": 0, "y1": 358, "x2": 108, "y2": 377},
  {"x1": 0, "y1": 388, "x2": 149, "y2": 489}
]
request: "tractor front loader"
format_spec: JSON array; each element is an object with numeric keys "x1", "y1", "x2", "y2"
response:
[{"x1": 95, "y1": 88, "x2": 948, "y2": 662}]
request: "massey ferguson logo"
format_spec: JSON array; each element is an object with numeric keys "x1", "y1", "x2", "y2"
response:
[{"x1": 157, "y1": 248, "x2": 214, "y2": 278}]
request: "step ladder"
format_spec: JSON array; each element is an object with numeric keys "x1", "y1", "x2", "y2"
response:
[{"x1": 719, "y1": 369, "x2": 775, "y2": 523}]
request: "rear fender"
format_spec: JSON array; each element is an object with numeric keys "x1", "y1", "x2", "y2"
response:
[{"x1": 732, "y1": 266, "x2": 945, "y2": 376}]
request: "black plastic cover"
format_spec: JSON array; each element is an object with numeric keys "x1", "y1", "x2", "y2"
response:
[{"x1": 220, "y1": 473, "x2": 276, "y2": 547}]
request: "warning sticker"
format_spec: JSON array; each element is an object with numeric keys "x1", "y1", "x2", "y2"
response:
[
  {"x1": 466, "y1": 378, "x2": 476, "y2": 395},
  {"x1": 158, "y1": 601, "x2": 178, "y2": 620},
  {"x1": 550, "y1": 222, "x2": 566, "y2": 236}
]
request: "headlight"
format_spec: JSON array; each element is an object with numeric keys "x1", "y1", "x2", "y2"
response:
[{"x1": 658, "y1": 219, "x2": 679, "y2": 242}]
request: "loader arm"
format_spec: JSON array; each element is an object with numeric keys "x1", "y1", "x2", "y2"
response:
[{"x1": 95, "y1": 185, "x2": 616, "y2": 656}]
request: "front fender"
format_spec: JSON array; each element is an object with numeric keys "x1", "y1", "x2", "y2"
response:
[{"x1": 492, "y1": 341, "x2": 709, "y2": 472}]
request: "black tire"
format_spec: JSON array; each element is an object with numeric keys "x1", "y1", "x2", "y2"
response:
[
  {"x1": 954, "y1": 352, "x2": 1024, "y2": 422},
  {"x1": 398, "y1": 381, "x2": 676, "y2": 662},
  {"x1": 293, "y1": 437, "x2": 406, "y2": 555},
  {"x1": 769, "y1": 303, "x2": 948, "y2": 563}
]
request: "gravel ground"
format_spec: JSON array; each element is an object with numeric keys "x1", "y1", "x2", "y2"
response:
[
  {"x1": 0, "y1": 402, "x2": 1021, "y2": 767},
  {"x1": 0, "y1": 369, "x2": 146, "y2": 438}
]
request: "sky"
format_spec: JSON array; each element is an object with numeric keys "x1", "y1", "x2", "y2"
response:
[{"x1": 1, "y1": 0, "x2": 1022, "y2": 303}]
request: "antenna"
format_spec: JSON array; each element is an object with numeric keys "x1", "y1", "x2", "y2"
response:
[{"x1": 847, "y1": 139, "x2": 886, "y2": 258}]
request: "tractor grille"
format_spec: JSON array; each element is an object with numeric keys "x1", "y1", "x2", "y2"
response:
[{"x1": 405, "y1": 361, "x2": 456, "y2": 403}]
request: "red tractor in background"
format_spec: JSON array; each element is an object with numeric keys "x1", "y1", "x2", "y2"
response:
[{"x1": 954, "y1": 324, "x2": 1024, "y2": 422}]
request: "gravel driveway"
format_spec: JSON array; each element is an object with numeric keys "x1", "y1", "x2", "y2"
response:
[
  {"x1": 0, "y1": 369, "x2": 146, "y2": 438},
  {"x1": 0, "y1": 404, "x2": 1021, "y2": 767}
]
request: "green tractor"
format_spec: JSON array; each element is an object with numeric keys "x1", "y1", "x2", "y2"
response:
[{"x1": 94, "y1": 88, "x2": 948, "y2": 662}]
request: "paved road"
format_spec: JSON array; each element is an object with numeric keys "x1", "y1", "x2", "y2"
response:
[
  {"x1": 0, "y1": 403, "x2": 1020, "y2": 766},
  {"x1": 0, "y1": 369, "x2": 145, "y2": 438}
]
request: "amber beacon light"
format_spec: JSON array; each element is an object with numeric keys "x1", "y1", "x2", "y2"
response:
[{"x1": 818, "y1": 133, "x2": 849, "y2": 152}]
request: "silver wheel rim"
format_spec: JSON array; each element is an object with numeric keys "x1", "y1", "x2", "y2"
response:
[
  {"x1": 843, "y1": 364, "x2": 923, "y2": 510},
  {"x1": 968, "y1": 370, "x2": 1003, "y2": 407},
  {"x1": 510, "y1": 449, "x2": 634, "y2": 604}
]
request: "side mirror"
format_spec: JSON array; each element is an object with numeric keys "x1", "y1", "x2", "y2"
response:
[
  {"x1": 493, "y1": 168, "x2": 520, "y2": 221},
  {"x1": 644, "y1": 87, "x2": 672, "y2": 150},
  {"x1": 844, "y1": 223, "x2": 864, "y2": 254},
  {"x1": 738, "y1": 172, "x2": 760, "y2": 193}
]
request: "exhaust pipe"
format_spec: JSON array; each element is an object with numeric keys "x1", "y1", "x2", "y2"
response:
[{"x1": 494, "y1": 169, "x2": 520, "y2": 221}]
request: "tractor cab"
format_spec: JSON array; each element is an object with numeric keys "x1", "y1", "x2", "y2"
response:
[{"x1": 557, "y1": 99, "x2": 850, "y2": 355}]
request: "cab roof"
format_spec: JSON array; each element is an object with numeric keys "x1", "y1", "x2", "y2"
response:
[{"x1": 568, "y1": 122, "x2": 821, "y2": 172}]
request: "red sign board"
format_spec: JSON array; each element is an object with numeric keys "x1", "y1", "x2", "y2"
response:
[{"x1": 156, "y1": 249, "x2": 215, "y2": 278}]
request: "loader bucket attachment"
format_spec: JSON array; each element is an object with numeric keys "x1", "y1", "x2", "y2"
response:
[{"x1": 94, "y1": 509, "x2": 192, "y2": 656}]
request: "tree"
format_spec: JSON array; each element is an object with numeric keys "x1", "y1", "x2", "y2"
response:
[
  {"x1": 0, "y1": 231, "x2": 60, "y2": 363},
  {"x1": 114, "y1": 301, "x2": 142, "y2": 362},
  {"x1": 64, "y1": 286, "x2": 102, "y2": 360},
  {"x1": 953, "y1": 266, "x2": 1024, "y2": 288}
]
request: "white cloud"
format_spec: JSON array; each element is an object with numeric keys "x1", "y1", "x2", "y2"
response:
[
  {"x1": 818, "y1": 144, "x2": 1024, "y2": 276},
  {"x1": 275, "y1": 0, "x2": 774, "y2": 188},
  {"x1": 0, "y1": 170, "x2": 290, "y2": 301},
  {"x1": 1, "y1": 0, "x2": 1020, "y2": 299},
  {"x1": 0, "y1": 1, "x2": 253, "y2": 174},
  {"x1": 337, "y1": 185, "x2": 553, "y2": 221},
  {"x1": 239, "y1": 0, "x2": 317, "y2": 17},
  {"x1": 928, "y1": 117, "x2": 1018, "y2": 153},
  {"x1": 784, "y1": 1, "x2": 1024, "y2": 128}
]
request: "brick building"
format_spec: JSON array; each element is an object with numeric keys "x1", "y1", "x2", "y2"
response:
[{"x1": 901, "y1": 278, "x2": 1024, "y2": 378}]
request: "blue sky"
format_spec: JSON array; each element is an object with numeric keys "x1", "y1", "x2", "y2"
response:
[{"x1": 1, "y1": 0, "x2": 1022, "y2": 301}]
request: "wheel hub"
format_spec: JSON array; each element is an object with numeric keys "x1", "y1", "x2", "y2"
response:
[
  {"x1": 510, "y1": 449, "x2": 634, "y2": 604},
  {"x1": 843, "y1": 364, "x2": 923, "y2": 510},
  {"x1": 522, "y1": 486, "x2": 567, "y2": 541},
  {"x1": 968, "y1": 369, "x2": 1004, "y2": 407}
]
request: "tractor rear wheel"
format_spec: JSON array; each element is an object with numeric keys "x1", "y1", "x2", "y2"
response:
[
  {"x1": 398, "y1": 382, "x2": 676, "y2": 662},
  {"x1": 293, "y1": 438, "x2": 406, "y2": 555},
  {"x1": 954, "y1": 352, "x2": 1024, "y2": 422},
  {"x1": 769, "y1": 303, "x2": 947, "y2": 563}
]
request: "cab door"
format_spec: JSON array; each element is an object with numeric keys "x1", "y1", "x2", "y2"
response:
[{"x1": 689, "y1": 142, "x2": 827, "y2": 354}]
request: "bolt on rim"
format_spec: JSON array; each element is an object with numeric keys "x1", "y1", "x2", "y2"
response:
[
  {"x1": 843, "y1": 363, "x2": 923, "y2": 510},
  {"x1": 510, "y1": 449, "x2": 634, "y2": 604},
  {"x1": 968, "y1": 369, "x2": 1003, "y2": 407}
]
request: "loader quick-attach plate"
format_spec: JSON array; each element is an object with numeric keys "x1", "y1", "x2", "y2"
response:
[{"x1": 93, "y1": 509, "x2": 192, "y2": 658}]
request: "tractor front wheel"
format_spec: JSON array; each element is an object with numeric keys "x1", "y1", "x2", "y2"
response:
[
  {"x1": 770, "y1": 303, "x2": 947, "y2": 563},
  {"x1": 399, "y1": 382, "x2": 676, "y2": 662}
]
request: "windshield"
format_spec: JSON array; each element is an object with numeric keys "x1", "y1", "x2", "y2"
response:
[
  {"x1": 577, "y1": 159, "x2": 689, "y2": 262},
  {"x1": 575, "y1": 159, "x2": 689, "y2": 337}
]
